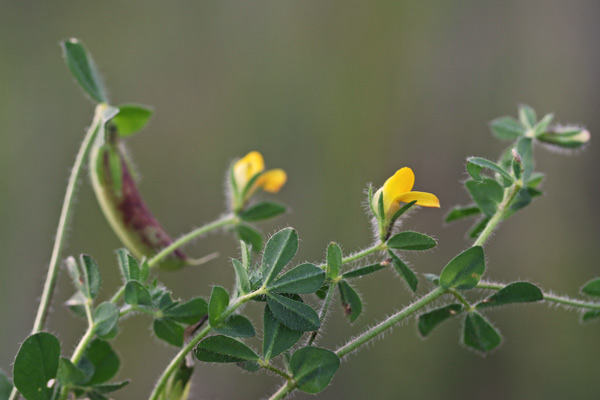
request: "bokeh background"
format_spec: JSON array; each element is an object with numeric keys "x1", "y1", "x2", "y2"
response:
[{"x1": 1, "y1": 1, "x2": 599, "y2": 399}]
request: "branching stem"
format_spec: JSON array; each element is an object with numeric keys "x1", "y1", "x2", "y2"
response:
[
  {"x1": 478, "y1": 280, "x2": 600, "y2": 310},
  {"x1": 147, "y1": 215, "x2": 238, "y2": 268}
]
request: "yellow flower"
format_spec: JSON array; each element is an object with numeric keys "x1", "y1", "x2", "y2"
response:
[
  {"x1": 372, "y1": 167, "x2": 440, "y2": 219},
  {"x1": 232, "y1": 151, "x2": 286, "y2": 209}
]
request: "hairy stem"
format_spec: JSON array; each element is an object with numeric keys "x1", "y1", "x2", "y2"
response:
[
  {"x1": 108, "y1": 215, "x2": 237, "y2": 306},
  {"x1": 478, "y1": 280, "x2": 600, "y2": 310},
  {"x1": 335, "y1": 286, "x2": 446, "y2": 358},
  {"x1": 268, "y1": 381, "x2": 296, "y2": 400},
  {"x1": 31, "y1": 105, "x2": 105, "y2": 334},
  {"x1": 307, "y1": 279, "x2": 338, "y2": 346},
  {"x1": 473, "y1": 182, "x2": 521, "y2": 247},
  {"x1": 147, "y1": 214, "x2": 237, "y2": 268},
  {"x1": 148, "y1": 288, "x2": 265, "y2": 400},
  {"x1": 58, "y1": 299, "x2": 95, "y2": 400},
  {"x1": 448, "y1": 288, "x2": 473, "y2": 311},
  {"x1": 259, "y1": 362, "x2": 292, "y2": 380}
]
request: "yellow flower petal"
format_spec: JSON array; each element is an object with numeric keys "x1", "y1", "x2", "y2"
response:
[
  {"x1": 256, "y1": 169, "x2": 287, "y2": 193},
  {"x1": 394, "y1": 191, "x2": 440, "y2": 208},
  {"x1": 234, "y1": 151, "x2": 265, "y2": 189},
  {"x1": 382, "y1": 168, "x2": 415, "y2": 212}
]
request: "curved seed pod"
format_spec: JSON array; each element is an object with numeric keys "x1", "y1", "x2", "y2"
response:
[{"x1": 89, "y1": 125, "x2": 189, "y2": 270}]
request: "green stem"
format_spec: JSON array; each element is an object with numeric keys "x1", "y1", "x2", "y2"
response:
[
  {"x1": 108, "y1": 215, "x2": 237, "y2": 307},
  {"x1": 11, "y1": 105, "x2": 106, "y2": 400},
  {"x1": 269, "y1": 286, "x2": 447, "y2": 400},
  {"x1": 473, "y1": 183, "x2": 521, "y2": 247},
  {"x1": 478, "y1": 281, "x2": 600, "y2": 310},
  {"x1": 259, "y1": 362, "x2": 292, "y2": 380},
  {"x1": 31, "y1": 105, "x2": 105, "y2": 334},
  {"x1": 147, "y1": 215, "x2": 237, "y2": 268},
  {"x1": 335, "y1": 286, "x2": 446, "y2": 358},
  {"x1": 307, "y1": 242, "x2": 387, "y2": 345},
  {"x1": 306, "y1": 279, "x2": 338, "y2": 346},
  {"x1": 110, "y1": 285, "x2": 126, "y2": 304},
  {"x1": 268, "y1": 381, "x2": 296, "y2": 400},
  {"x1": 318, "y1": 242, "x2": 387, "y2": 270},
  {"x1": 148, "y1": 288, "x2": 264, "y2": 400},
  {"x1": 448, "y1": 288, "x2": 473, "y2": 311},
  {"x1": 58, "y1": 299, "x2": 95, "y2": 400}
]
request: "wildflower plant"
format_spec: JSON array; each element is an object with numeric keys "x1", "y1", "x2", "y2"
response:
[{"x1": 3, "y1": 39, "x2": 599, "y2": 400}]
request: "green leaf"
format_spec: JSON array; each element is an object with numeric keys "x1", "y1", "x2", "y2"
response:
[
  {"x1": 490, "y1": 116, "x2": 525, "y2": 140},
  {"x1": 79, "y1": 339, "x2": 120, "y2": 385},
  {"x1": 0, "y1": 370, "x2": 12, "y2": 400},
  {"x1": 533, "y1": 113, "x2": 554, "y2": 135},
  {"x1": 582, "y1": 310, "x2": 600, "y2": 322},
  {"x1": 153, "y1": 318, "x2": 185, "y2": 347},
  {"x1": 465, "y1": 179, "x2": 504, "y2": 217},
  {"x1": 80, "y1": 255, "x2": 101, "y2": 300},
  {"x1": 236, "y1": 224, "x2": 263, "y2": 253},
  {"x1": 445, "y1": 205, "x2": 481, "y2": 223},
  {"x1": 468, "y1": 216, "x2": 490, "y2": 239},
  {"x1": 440, "y1": 246, "x2": 485, "y2": 290},
  {"x1": 65, "y1": 292, "x2": 87, "y2": 319},
  {"x1": 266, "y1": 293, "x2": 320, "y2": 332},
  {"x1": 581, "y1": 278, "x2": 600, "y2": 297},
  {"x1": 194, "y1": 335, "x2": 259, "y2": 363},
  {"x1": 343, "y1": 262, "x2": 388, "y2": 279},
  {"x1": 508, "y1": 187, "x2": 533, "y2": 214},
  {"x1": 238, "y1": 361, "x2": 260, "y2": 372},
  {"x1": 139, "y1": 260, "x2": 150, "y2": 283},
  {"x1": 261, "y1": 228, "x2": 299, "y2": 285},
  {"x1": 13, "y1": 332, "x2": 60, "y2": 400},
  {"x1": 388, "y1": 231, "x2": 437, "y2": 251},
  {"x1": 388, "y1": 251, "x2": 418, "y2": 292},
  {"x1": 389, "y1": 200, "x2": 417, "y2": 225},
  {"x1": 163, "y1": 297, "x2": 208, "y2": 325},
  {"x1": 208, "y1": 286, "x2": 230, "y2": 326},
  {"x1": 516, "y1": 137, "x2": 534, "y2": 182},
  {"x1": 268, "y1": 263, "x2": 325, "y2": 294},
  {"x1": 466, "y1": 157, "x2": 513, "y2": 187},
  {"x1": 239, "y1": 201, "x2": 286, "y2": 221},
  {"x1": 418, "y1": 304, "x2": 463, "y2": 337},
  {"x1": 518, "y1": 104, "x2": 537, "y2": 128},
  {"x1": 290, "y1": 347, "x2": 340, "y2": 394},
  {"x1": 124, "y1": 280, "x2": 152, "y2": 306},
  {"x1": 476, "y1": 282, "x2": 543, "y2": 309},
  {"x1": 93, "y1": 302, "x2": 119, "y2": 336},
  {"x1": 262, "y1": 306, "x2": 302, "y2": 361},
  {"x1": 214, "y1": 315, "x2": 255, "y2": 338},
  {"x1": 57, "y1": 358, "x2": 86, "y2": 386},
  {"x1": 116, "y1": 249, "x2": 139, "y2": 281},
  {"x1": 338, "y1": 280, "x2": 362, "y2": 322},
  {"x1": 463, "y1": 312, "x2": 502, "y2": 353},
  {"x1": 61, "y1": 38, "x2": 107, "y2": 103},
  {"x1": 112, "y1": 104, "x2": 153, "y2": 137},
  {"x1": 326, "y1": 242, "x2": 343, "y2": 280},
  {"x1": 232, "y1": 259, "x2": 251, "y2": 295}
]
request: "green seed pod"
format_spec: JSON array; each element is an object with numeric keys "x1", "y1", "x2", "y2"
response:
[{"x1": 89, "y1": 125, "x2": 188, "y2": 270}]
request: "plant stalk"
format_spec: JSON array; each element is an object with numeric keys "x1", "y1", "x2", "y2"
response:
[
  {"x1": 147, "y1": 215, "x2": 237, "y2": 268},
  {"x1": 473, "y1": 183, "x2": 521, "y2": 247},
  {"x1": 477, "y1": 281, "x2": 600, "y2": 310},
  {"x1": 148, "y1": 288, "x2": 264, "y2": 400}
]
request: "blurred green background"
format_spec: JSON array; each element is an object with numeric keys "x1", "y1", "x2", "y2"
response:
[{"x1": 1, "y1": 1, "x2": 599, "y2": 399}]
